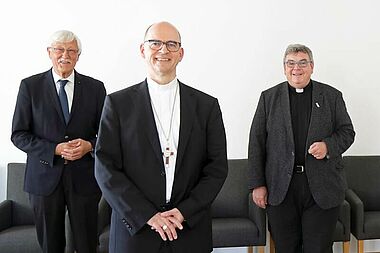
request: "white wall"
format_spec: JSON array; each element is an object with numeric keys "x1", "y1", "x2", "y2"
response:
[{"x1": 1, "y1": 1, "x2": 379, "y2": 252}]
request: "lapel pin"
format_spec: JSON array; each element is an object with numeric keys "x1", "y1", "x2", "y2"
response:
[{"x1": 316, "y1": 102, "x2": 320, "y2": 108}]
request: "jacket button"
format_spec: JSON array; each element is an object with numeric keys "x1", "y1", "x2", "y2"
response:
[
  {"x1": 160, "y1": 171, "x2": 166, "y2": 177},
  {"x1": 64, "y1": 135, "x2": 69, "y2": 139}
]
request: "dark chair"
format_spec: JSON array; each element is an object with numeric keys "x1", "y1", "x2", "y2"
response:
[
  {"x1": 97, "y1": 197, "x2": 111, "y2": 253},
  {"x1": 0, "y1": 163, "x2": 73, "y2": 253},
  {"x1": 344, "y1": 155, "x2": 380, "y2": 253},
  {"x1": 211, "y1": 159, "x2": 266, "y2": 253},
  {"x1": 0, "y1": 163, "x2": 40, "y2": 253},
  {"x1": 332, "y1": 200, "x2": 351, "y2": 253},
  {"x1": 97, "y1": 159, "x2": 267, "y2": 253}
]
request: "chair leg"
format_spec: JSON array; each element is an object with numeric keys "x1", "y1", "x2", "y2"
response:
[
  {"x1": 270, "y1": 234, "x2": 275, "y2": 253},
  {"x1": 342, "y1": 241, "x2": 350, "y2": 253},
  {"x1": 357, "y1": 240, "x2": 364, "y2": 253},
  {"x1": 247, "y1": 246, "x2": 264, "y2": 253},
  {"x1": 257, "y1": 246, "x2": 265, "y2": 253}
]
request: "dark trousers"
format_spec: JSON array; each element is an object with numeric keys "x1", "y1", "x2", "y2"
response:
[
  {"x1": 29, "y1": 166, "x2": 100, "y2": 253},
  {"x1": 159, "y1": 241, "x2": 173, "y2": 253},
  {"x1": 267, "y1": 172, "x2": 339, "y2": 253}
]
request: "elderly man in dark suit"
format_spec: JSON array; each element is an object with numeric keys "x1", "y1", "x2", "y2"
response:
[
  {"x1": 95, "y1": 21, "x2": 228, "y2": 253},
  {"x1": 248, "y1": 44, "x2": 355, "y2": 253},
  {"x1": 11, "y1": 30, "x2": 106, "y2": 253}
]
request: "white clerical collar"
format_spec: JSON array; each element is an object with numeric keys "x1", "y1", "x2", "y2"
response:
[{"x1": 147, "y1": 77, "x2": 178, "y2": 92}]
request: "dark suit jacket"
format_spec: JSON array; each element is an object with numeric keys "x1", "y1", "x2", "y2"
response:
[
  {"x1": 248, "y1": 80, "x2": 355, "y2": 209},
  {"x1": 95, "y1": 80, "x2": 228, "y2": 253},
  {"x1": 11, "y1": 69, "x2": 106, "y2": 196}
]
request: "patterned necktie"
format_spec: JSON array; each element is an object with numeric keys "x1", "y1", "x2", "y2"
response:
[{"x1": 58, "y1": 80, "x2": 70, "y2": 124}]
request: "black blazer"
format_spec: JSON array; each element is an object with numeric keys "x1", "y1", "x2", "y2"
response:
[
  {"x1": 11, "y1": 69, "x2": 106, "y2": 196},
  {"x1": 95, "y1": 80, "x2": 228, "y2": 253},
  {"x1": 248, "y1": 80, "x2": 355, "y2": 209}
]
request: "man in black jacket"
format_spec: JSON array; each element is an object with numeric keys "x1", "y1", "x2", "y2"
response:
[
  {"x1": 248, "y1": 44, "x2": 355, "y2": 253},
  {"x1": 11, "y1": 30, "x2": 106, "y2": 253}
]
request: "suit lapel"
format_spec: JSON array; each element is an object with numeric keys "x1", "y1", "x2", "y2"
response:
[
  {"x1": 280, "y1": 82, "x2": 294, "y2": 141},
  {"x1": 69, "y1": 71, "x2": 82, "y2": 124},
  {"x1": 133, "y1": 81, "x2": 197, "y2": 171},
  {"x1": 135, "y1": 81, "x2": 164, "y2": 166},
  {"x1": 45, "y1": 70, "x2": 66, "y2": 125},
  {"x1": 175, "y1": 83, "x2": 196, "y2": 172},
  {"x1": 307, "y1": 80, "x2": 325, "y2": 142}
]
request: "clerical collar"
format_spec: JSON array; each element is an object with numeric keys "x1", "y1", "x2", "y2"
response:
[
  {"x1": 288, "y1": 81, "x2": 312, "y2": 94},
  {"x1": 147, "y1": 77, "x2": 178, "y2": 91}
]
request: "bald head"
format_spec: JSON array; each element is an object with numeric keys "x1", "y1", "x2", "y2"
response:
[
  {"x1": 144, "y1": 21, "x2": 181, "y2": 43},
  {"x1": 140, "y1": 21, "x2": 184, "y2": 84}
]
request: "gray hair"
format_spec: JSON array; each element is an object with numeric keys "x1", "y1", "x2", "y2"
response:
[
  {"x1": 48, "y1": 30, "x2": 82, "y2": 54},
  {"x1": 283, "y1": 44, "x2": 313, "y2": 63}
]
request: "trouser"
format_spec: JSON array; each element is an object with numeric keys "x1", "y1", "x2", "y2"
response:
[
  {"x1": 30, "y1": 167, "x2": 101, "y2": 253},
  {"x1": 267, "y1": 172, "x2": 339, "y2": 253},
  {"x1": 159, "y1": 241, "x2": 173, "y2": 253}
]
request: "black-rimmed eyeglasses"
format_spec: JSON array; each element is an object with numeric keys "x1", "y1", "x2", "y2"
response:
[{"x1": 144, "y1": 39, "x2": 181, "y2": 52}]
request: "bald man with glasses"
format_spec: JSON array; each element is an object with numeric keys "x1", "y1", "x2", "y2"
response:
[{"x1": 95, "y1": 21, "x2": 228, "y2": 253}]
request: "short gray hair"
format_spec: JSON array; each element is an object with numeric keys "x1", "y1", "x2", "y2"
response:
[
  {"x1": 48, "y1": 30, "x2": 82, "y2": 54},
  {"x1": 283, "y1": 44, "x2": 313, "y2": 63}
]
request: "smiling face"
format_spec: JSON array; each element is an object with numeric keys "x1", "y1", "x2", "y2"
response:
[
  {"x1": 140, "y1": 22, "x2": 184, "y2": 84},
  {"x1": 48, "y1": 39, "x2": 80, "y2": 78},
  {"x1": 284, "y1": 52, "x2": 314, "y2": 89}
]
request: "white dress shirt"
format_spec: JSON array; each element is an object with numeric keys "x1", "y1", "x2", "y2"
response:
[{"x1": 52, "y1": 69, "x2": 75, "y2": 112}]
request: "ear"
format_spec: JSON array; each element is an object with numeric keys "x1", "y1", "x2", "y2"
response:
[
  {"x1": 140, "y1": 43, "x2": 146, "y2": 58},
  {"x1": 178, "y1": 48, "x2": 184, "y2": 62},
  {"x1": 47, "y1": 47, "x2": 53, "y2": 59},
  {"x1": 310, "y1": 62, "x2": 314, "y2": 74}
]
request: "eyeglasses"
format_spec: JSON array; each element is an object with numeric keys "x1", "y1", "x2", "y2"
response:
[
  {"x1": 49, "y1": 47, "x2": 79, "y2": 56},
  {"x1": 284, "y1": 60, "x2": 312, "y2": 68},
  {"x1": 144, "y1": 40, "x2": 182, "y2": 52}
]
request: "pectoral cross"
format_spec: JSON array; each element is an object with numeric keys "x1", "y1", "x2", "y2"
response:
[{"x1": 163, "y1": 147, "x2": 174, "y2": 168}]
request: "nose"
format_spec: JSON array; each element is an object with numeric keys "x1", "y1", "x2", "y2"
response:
[
  {"x1": 158, "y1": 43, "x2": 169, "y2": 53},
  {"x1": 62, "y1": 49, "x2": 70, "y2": 57},
  {"x1": 293, "y1": 63, "x2": 301, "y2": 69}
]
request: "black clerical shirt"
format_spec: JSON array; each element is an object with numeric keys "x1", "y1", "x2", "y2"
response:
[{"x1": 288, "y1": 81, "x2": 312, "y2": 166}]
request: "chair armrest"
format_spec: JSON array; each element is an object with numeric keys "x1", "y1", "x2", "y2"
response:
[
  {"x1": 345, "y1": 188, "x2": 364, "y2": 236},
  {"x1": 98, "y1": 197, "x2": 111, "y2": 235},
  {"x1": 0, "y1": 200, "x2": 12, "y2": 231},
  {"x1": 248, "y1": 193, "x2": 266, "y2": 243},
  {"x1": 338, "y1": 200, "x2": 350, "y2": 236}
]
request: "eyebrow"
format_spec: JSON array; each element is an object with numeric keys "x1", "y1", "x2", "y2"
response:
[{"x1": 286, "y1": 58, "x2": 308, "y2": 61}]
